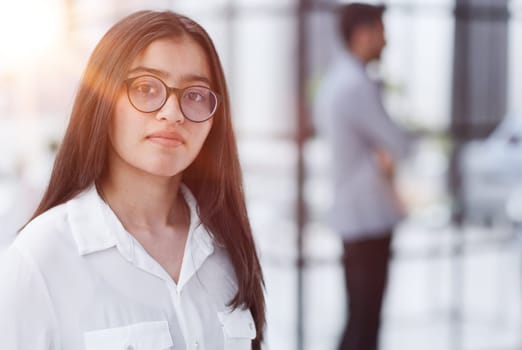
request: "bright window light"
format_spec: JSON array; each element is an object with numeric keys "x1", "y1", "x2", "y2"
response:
[{"x1": 0, "y1": 0, "x2": 64, "y2": 69}]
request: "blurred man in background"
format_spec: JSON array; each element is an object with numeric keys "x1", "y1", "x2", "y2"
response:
[{"x1": 313, "y1": 3, "x2": 414, "y2": 350}]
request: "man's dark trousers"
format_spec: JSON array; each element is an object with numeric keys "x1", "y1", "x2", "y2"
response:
[{"x1": 338, "y1": 231, "x2": 392, "y2": 350}]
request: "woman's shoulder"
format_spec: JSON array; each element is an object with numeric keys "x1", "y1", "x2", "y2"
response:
[
  {"x1": 11, "y1": 199, "x2": 79, "y2": 272},
  {"x1": 20, "y1": 201, "x2": 68, "y2": 235},
  {"x1": 21, "y1": 202, "x2": 69, "y2": 234},
  {"x1": 14, "y1": 186, "x2": 103, "y2": 260}
]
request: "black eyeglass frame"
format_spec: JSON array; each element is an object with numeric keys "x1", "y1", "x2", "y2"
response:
[{"x1": 123, "y1": 75, "x2": 222, "y2": 123}]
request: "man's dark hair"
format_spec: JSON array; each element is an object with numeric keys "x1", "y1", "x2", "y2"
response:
[{"x1": 339, "y1": 3, "x2": 386, "y2": 44}]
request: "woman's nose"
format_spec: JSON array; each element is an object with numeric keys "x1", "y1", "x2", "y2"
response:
[{"x1": 155, "y1": 94, "x2": 185, "y2": 124}]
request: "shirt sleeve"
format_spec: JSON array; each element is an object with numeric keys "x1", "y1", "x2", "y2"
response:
[
  {"x1": 0, "y1": 246, "x2": 60, "y2": 350},
  {"x1": 335, "y1": 79, "x2": 414, "y2": 161}
]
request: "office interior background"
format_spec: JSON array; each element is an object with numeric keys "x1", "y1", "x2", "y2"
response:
[{"x1": 0, "y1": 0, "x2": 521, "y2": 349}]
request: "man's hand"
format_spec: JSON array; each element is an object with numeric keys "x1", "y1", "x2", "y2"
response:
[{"x1": 375, "y1": 149, "x2": 394, "y2": 181}]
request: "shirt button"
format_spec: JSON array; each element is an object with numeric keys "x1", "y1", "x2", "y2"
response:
[
  {"x1": 126, "y1": 346, "x2": 134, "y2": 350},
  {"x1": 194, "y1": 341, "x2": 199, "y2": 349},
  {"x1": 249, "y1": 322, "x2": 254, "y2": 330}
]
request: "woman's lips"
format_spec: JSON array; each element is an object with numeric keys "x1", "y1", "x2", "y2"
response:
[{"x1": 146, "y1": 131, "x2": 185, "y2": 147}]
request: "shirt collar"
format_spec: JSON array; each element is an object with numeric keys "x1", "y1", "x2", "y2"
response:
[
  {"x1": 179, "y1": 184, "x2": 215, "y2": 256},
  {"x1": 66, "y1": 185, "x2": 117, "y2": 255},
  {"x1": 67, "y1": 184, "x2": 215, "y2": 259}
]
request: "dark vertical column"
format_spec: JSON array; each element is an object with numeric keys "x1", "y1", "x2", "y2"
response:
[
  {"x1": 296, "y1": 1, "x2": 308, "y2": 348},
  {"x1": 295, "y1": 1, "x2": 336, "y2": 349},
  {"x1": 450, "y1": 0, "x2": 509, "y2": 221},
  {"x1": 449, "y1": 1, "x2": 509, "y2": 349}
]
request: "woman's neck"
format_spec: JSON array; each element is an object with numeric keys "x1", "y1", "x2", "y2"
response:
[{"x1": 98, "y1": 165, "x2": 186, "y2": 234}]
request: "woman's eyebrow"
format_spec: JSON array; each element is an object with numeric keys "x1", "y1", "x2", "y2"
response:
[
  {"x1": 127, "y1": 66, "x2": 211, "y2": 85},
  {"x1": 127, "y1": 66, "x2": 169, "y2": 78},
  {"x1": 179, "y1": 73, "x2": 212, "y2": 86}
]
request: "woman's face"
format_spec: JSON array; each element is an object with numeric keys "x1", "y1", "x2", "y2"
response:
[{"x1": 109, "y1": 37, "x2": 214, "y2": 179}]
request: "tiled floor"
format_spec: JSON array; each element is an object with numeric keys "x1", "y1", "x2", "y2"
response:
[{"x1": 259, "y1": 219, "x2": 522, "y2": 350}]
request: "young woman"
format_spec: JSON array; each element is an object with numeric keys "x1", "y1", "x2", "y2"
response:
[{"x1": 0, "y1": 10, "x2": 265, "y2": 350}]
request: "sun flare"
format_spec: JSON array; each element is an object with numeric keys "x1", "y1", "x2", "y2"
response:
[{"x1": 0, "y1": 0, "x2": 64, "y2": 69}]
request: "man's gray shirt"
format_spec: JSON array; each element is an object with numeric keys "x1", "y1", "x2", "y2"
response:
[{"x1": 314, "y1": 50, "x2": 413, "y2": 242}]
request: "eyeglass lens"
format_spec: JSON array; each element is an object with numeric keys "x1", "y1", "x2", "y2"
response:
[{"x1": 127, "y1": 75, "x2": 218, "y2": 122}]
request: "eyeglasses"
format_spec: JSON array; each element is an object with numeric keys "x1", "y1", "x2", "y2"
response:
[{"x1": 123, "y1": 75, "x2": 221, "y2": 123}]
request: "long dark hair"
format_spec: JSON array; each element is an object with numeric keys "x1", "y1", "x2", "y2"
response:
[{"x1": 27, "y1": 10, "x2": 265, "y2": 348}]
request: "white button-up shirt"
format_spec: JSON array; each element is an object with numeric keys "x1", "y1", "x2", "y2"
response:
[
  {"x1": 314, "y1": 50, "x2": 413, "y2": 241},
  {"x1": 0, "y1": 185, "x2": 256, "y2": 350}
]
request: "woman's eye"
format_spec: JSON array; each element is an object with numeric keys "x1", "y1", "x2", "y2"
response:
[
  {"x1": 186, "y1": 91, "x2": 204, "y2": 102},
  {"x1": 134, "y1": 84, "x2": 156, "y2": 95}
]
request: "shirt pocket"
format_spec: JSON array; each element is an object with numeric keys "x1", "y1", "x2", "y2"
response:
[
  {"x1": 217, "y1": 309, "x2": 256, "y2": 350},
  {"x1": 84, "y1": 320, "x2": 173, "y2": 350}
]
